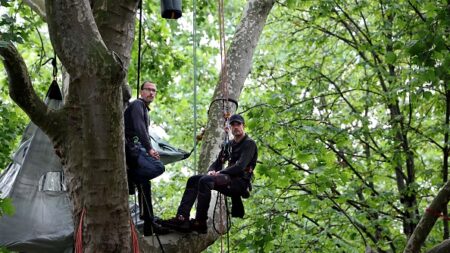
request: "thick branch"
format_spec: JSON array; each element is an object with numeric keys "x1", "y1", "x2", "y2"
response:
[
  {"x1": 0, "y1": 42, "x2": 60, "y2": 136},
  {"x1": 24, "y1": 0, "x2": 46, "y2": 18},
  {"x1": 92, "y1": 0, "x2": 139, "y2": 71},
  {"x1": 404, "y1": 181, "x2": 450, "y2": 253},
  {"x1": 427, "y1": 239, "x2": 450, "y2": 253},
  {"x1": 45, "y1": 0, "x2": 119, "y2": 78}
]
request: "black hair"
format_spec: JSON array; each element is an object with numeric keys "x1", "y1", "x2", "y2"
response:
[{"x1": 140, "y1": 81, "x2": 156, "y2": 90}]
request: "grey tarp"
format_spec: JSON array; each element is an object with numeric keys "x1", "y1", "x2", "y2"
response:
[
  {"x1": 0, "y1": 84, "x2": 190, "y2": 252},
  {"x1": 0, "y1": 93, "x2": 73, "y2": 253}
]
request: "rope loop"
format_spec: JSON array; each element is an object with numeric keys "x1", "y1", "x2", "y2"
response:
[{"x1": 75, "y1": 208, "x2": 86, "y2": 253}]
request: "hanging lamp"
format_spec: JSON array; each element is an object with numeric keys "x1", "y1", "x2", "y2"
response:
[{"x1": 161, "y1": 0, "x2": 182, "y2": 19}]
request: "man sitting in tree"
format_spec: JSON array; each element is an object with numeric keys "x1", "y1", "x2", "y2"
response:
[{"x1": 160, "y1": 114, "x2": 258, "y2": 233}]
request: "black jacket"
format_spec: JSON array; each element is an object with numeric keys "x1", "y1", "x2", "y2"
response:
[
  {"x1": 124, "y1": 98, "x2": 152, "y2": 151},
  {"x1": 209, "y1": 134, "x2": 258, "y2": 178},
  {"x1": 208, "y1": 134, "x2": 258, "y2": 218}
]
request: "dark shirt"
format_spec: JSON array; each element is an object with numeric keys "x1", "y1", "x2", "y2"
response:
[
  {"x1": 209, "y1": 134, "x2": 258, "y2": 178},
  {"x1": 124, "y1": 98, "x2": 152, "y2": 151}
]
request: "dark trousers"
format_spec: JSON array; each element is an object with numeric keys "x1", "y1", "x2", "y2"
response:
[
  {"x1": 177, "y1": 174, "x2": 247, "y2": 221},
  {"x1": 128, "y1": 151, "x2": 165, "y2": 222}
]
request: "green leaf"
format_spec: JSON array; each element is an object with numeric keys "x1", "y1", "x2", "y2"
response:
[
  {"x1": 0, "y1": 198, "x2": 15, "y2": 217},
  {"x1": 385, "y1": 52, "x2": 397, "y2": 64}
]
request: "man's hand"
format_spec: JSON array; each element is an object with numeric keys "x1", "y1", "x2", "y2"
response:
[
  {"x1": 207, "y1": 171, "x2": 219, "y2": 176},
  {"x1": 148, "y1": 148, "x2": 160, "y2": 160}
]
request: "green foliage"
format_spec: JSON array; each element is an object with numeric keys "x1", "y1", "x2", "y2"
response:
[
  {"x1": 0, "y1": 247, "x2": 14, "y2": 253},
  {"x1": 2, "y1": 0, "x2": 450, "y2": 252},
  {"x1": 0, "y1": 197, "x2": 14, "y2": 217},
  {"x1": 205, "y1": 0, "x2": 450, "y2": 252}
]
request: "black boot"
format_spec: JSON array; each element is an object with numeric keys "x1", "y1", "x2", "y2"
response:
[
  {"x1": 144, "y1": 219, "x2": 171, "y2": 236},
  {"x1": 158, "y1": 215, "x2": 191, "y2": 233},
  {"x1": 190, "y1": 219, "x2": 207, "y2": 234}
]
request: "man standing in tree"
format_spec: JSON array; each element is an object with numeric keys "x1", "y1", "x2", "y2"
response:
[
  {"x1": 160, "y1": 114, "x2": 258, "y2": 234},
  {"x1": 124, "y1": 81, "x2": 166, "y2": 235}
]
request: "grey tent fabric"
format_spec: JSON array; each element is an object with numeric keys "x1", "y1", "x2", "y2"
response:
[
  {"x1": 150, "y1": 130, "x2": 189, "y2": 165},
  {"x1": 0, "y1": 97, "x2": 74, "y2": 253},
  {"x1": 0, "y1": 85, "x2": 189, "y2": 252}
]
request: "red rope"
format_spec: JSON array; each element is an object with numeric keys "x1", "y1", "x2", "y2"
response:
[
  {"x1": 74, "y1": 209, "x2": 140, "y2": 252},
  {"x1": 426, "y1": 208, "x2": 450, "y2": 221},
  {"x1": 130, "y1": 219, "x2": 140, "y2": 253},
  {"x1": 75, "y1": 208, "x2": 86, "y2": 253}
]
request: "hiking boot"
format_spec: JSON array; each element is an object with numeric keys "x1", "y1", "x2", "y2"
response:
[
  {"x1": 158, "y1": 215, "x2": 191, "y2": 233},
  {"x1": 143, "y1": 220, "x2": 171, "y2": 236},
  {"x1": 190, "y1": 219, "x2": 207, "y2": 234}
]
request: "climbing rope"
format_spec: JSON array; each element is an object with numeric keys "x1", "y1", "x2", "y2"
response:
[
  {"x1": 193, "y1": 0, "x2": 198, "y2": 171},
  {"x1": 139, "y1": 184, "x2": 165, "y2": 253},
  {"x1": 218, "y1": 0, "x2": 229, "y2": 117},
  {"x1": 212, "y1": 192, "x2": 232, "y2": 251},
  {"x1": 75, "y1": 208, "x2": 86, "y2": 253},
  {"x1": 216, "y1": 1, "x2": 233, "y2": 251},
  {"x1": 130, "y1": 219, "x2": 140, "y2": 253},
  {"x1": 136, "y1": 0, "x2": 144, "y2": 99}
]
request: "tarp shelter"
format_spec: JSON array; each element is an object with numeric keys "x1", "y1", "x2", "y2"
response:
[{"x1": 0, "y1": 83, "x2": 189, "y2": 252}]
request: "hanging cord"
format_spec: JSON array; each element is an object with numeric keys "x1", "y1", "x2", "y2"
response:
[
  {"x1": 210, "y1": 2, "x2": 232, "y2": 251},
  {"x1": 41, "y1": 54, "x2": 58, "y2": 82},
  {"x1": 75, "y1": 208, "x2": 86, "y2": 253},
  {"x1": 219, "y1": 194, "x2": 225, "y2": 253},
  {"x1": 192, "y1": 0, "x2": 198, "y2": 172},
  {"x1": 51, "y1": 55, "x2": 57, "y2": 81},
  {"x1": 213, "y1": 193, "x2": 232, "y2": 253},
  {"x1": 217, "y1": 0, "x2": 231, "y2": 119},
  {"x1": 226, "y1": 195, "x2": 230, "y2": 253},
  {"x1": 212, "y1": 193, "x2": 231, "y2": 235},
  {"x1": 136, "y1": 0, "x2": 144, "y2": 99},
  {"x1": 139, "y1": 184, "x2": 165, "y2": 253},
  {"x1": 133, "y1": 186, "x2": 139, "y2": 232},
  {"x1": 130, "y1": 185, "x2": 140, "y2": 253}
]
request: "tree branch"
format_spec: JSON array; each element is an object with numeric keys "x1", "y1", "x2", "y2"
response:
[
  {"x1": 45, "y1": 0, "x2": 121, "y2": 78},
  {"x1": 404, "y1": 181, "x2": 450, "y2": 253},
  {"x1": 23, "y1": 0, "x2": 46, "y2": 18},
  {"x1": 0, "y1": 41, "x2": 60, "y2": 136},
  {"x1": 427, "y1": 239, "x2": 450, "y2": 253}
]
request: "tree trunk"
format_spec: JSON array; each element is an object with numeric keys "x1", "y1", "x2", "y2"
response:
[{"x1": 3, "y1": 0, "x2": 139, "y2": 251}]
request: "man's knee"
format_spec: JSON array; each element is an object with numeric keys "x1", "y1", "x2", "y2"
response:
[
  {"x1": 154, "y1": 160, "x2": 165, "y2": 177},
  {"x1": 198, "y1": 175, "x2": 214, "y2": 190}
]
